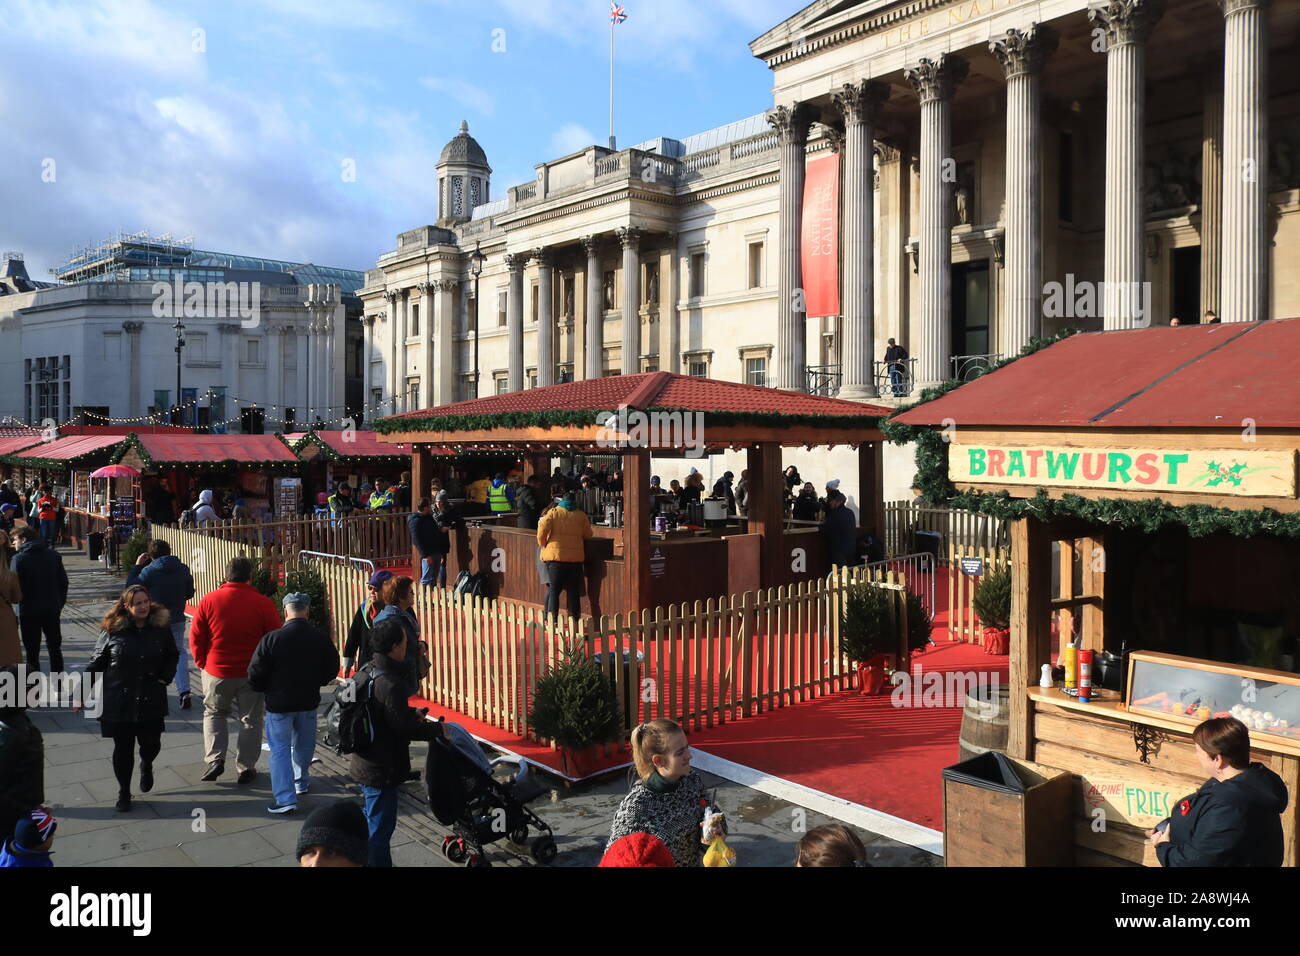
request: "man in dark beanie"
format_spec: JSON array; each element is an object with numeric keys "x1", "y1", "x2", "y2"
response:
[{"x1": 296, "y1": 801, "x2": 369, "y2": 867}]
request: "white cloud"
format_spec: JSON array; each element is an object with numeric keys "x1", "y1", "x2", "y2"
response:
[
  {"x1": 549, "y1": 122, "x2": 597, "y2": 156},
  {"x1": 420, "y1": 76, "x2": 496, "y2": 117}
]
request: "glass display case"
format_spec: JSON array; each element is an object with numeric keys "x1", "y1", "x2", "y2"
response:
[{"x1": 1126, "y1": 651, "x2": 1300, "y2": 745}]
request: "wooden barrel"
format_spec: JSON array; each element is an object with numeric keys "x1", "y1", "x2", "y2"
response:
[{"x1": 958, "y1": 685, "x2": 1010, "y2": 762}]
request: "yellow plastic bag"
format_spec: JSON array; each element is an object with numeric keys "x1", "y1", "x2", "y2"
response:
[{"x1": 703, "y1": 835, "x2": 736, "y2": 867}]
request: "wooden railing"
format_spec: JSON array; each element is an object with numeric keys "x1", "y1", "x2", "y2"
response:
[
  {"x1": 151, "y1": 512, "x2": 413, "y2": 570},
  {"x1": 151, "y1": 525, "x2": 262, "y2": 601},
  {"x1": 884, "y1": 499, "x2": 1010, "y2": 558},
  {"x1": 946, "y1": 543, "x2": 1012, "y2": 643},
  {"x1": 60, "y1": 508, "x2": 112, "y2": 548}
]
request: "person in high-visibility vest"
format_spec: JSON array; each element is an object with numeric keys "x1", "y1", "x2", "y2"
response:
[
  {"x1": 486, "y1": 473, "x2": 514, "y2": 515},
  {"x1": 368, "y1": 479, "x2": 395, "y2": 513},
  {"x1": 328, "y1": 484, "x2": 356, "y2": 517}
]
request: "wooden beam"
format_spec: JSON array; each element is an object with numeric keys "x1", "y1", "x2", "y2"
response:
[
  {"x1": 859, "y1": 440, "x2": 885, "y2": 543},
  {"x1": 747, "y1": 442, "x2": 786, "y2": 592},
  {"x1": 378, "y1": 424, "x2": 885, "y2": 448},
  {"x1": 622, "y1": 448, "x2": 651, "y2": 614},
  {"x1": 1009, "y1": 516, "x2": 1052, "y2": 760}
]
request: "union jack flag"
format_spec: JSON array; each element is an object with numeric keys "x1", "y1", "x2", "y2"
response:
[{"x1": 610, "y1": 3, "x2": 627, "y2": 24}]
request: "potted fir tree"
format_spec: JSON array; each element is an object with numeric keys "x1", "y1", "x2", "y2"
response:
[
  {"x1": 528, "y1": 644, "x2": 623, "y2": 777},
  {"x1": 840, "y1": 583, "x2": 895, "y2": 695},
  {"x1": 973, "y1": 568, "x2": 1012, "y2": 655},
  {"x1": 903, "y1": 590, "x2": 934, "y2": 668}
]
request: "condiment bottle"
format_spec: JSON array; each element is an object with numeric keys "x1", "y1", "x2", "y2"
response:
[
  {"x1": 1063, "y1": 643, "x2": 1078, "y2": 690},
  {"x1": 1077, "y1": 649, "x2": 1093, "y2": 702}
]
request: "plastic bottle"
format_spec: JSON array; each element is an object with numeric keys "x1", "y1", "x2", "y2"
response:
[
  {"x1": 1078, "y1": 649, "x2": 1093, "y2": 702},
  {"x1": 1063, "y1": 643, "x2": 1078, "y2": 690}
]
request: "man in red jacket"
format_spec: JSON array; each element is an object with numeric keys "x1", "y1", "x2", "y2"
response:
[{"x1": 189, "y1": 556, "x2": 282, "y2": 784}]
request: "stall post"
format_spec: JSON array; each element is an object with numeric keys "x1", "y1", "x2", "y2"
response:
[
  {"x1": 622, "y1": 447, "x2": 651, "y2": 614},
  {"x1": 858, "y1": 439, "x2": 885, "y2": 544},
  {"x1": 1009, "y1": 515, "x2": 1053, "y2": 760},
  {"x1": 746, "y1": 442, "x2": 785, "y2": 590}
]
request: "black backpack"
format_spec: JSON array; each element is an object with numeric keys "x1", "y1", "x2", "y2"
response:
[
  {"x1": 453, "y1": 570, "x2": 487, "y2": 598},
  {"x1": 323, "y1": 665, "x2": 377, "y2": 756}
]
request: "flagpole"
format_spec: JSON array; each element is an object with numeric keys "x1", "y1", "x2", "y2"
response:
[{"x1": 609, "y1": 18, "x2": 615, "y2": 149}]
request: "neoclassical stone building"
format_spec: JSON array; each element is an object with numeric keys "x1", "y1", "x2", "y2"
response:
[{"x1": 359, "y1": 0, "x2": 1299, "y2": 498}]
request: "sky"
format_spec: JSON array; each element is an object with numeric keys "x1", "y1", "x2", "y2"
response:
[{"x1": 0, "y1": 0, "x2": 795, "y2": 280}]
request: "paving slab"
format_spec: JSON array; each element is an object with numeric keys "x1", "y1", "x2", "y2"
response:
[
  {"x1": 180, "y1": 827, "x2": 281, "y2": 867},
  {"x1": 55, "y1": 825, "x2": 142, "y2": 866}
]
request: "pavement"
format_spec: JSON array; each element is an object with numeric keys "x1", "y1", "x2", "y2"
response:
[{"x1": 29, "y1": 546, "x2": 940, "y2": 867}]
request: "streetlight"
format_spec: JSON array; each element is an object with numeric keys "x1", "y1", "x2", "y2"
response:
[
  {"x1": 469, "y1": 241, "x2": 487, "y2": 399},
  {"x1": 173, "y1": 317, "x2": 186, "y2": 426}
]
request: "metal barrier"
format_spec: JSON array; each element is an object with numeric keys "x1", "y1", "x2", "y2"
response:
[
  {"x1": 298, "y1": 550, "x2": 376, "y2": 576},
  {"x1": 865, "y1": 551, "x2": 936, "y2": 624}
]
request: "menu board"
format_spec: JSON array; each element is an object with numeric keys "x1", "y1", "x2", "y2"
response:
[
  {"x1": 275, "y1": 478, "x2": 302, "y2": 519},
  {"x1": 112, "y1": 495, "x2": 136, "y2": 543}
]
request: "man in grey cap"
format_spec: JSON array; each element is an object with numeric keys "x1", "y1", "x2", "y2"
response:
[{"x1": 247, "y1": 592, "x2": 340, "y2": 815}]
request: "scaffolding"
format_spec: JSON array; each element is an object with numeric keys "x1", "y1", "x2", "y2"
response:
[{"x1": 56, "y1": 230, "x2": 196, "y2": 283}]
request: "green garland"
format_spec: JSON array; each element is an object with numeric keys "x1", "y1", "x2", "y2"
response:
[
  {"x1": 883, "y1": 329, "x2": 1300, "y2": 539},
  {"x1": 286, "y1": 429, "x2": 408, "y2": 463},
  {"x1": 375, "y1": 406, "x2": 886, "y2": 436}
]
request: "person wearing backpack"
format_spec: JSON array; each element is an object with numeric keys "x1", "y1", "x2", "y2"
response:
[
  {"x1": 247, "y1": 593, "x2": 339, "y2": 815},
  {"x1": 349, "y1": 618, "x2": 444, "y2": 866}
]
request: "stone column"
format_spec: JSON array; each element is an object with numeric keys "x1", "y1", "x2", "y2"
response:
[
  {"x1": 385, "y1": 291, "x2": 399, "y2": 414},
  {"x1": 323, "y1": 287, "x2": 339, "y2": 420},
  {"x1": 767, "y1": 103, "x2": 814, "y2": 391},
  {"x1": 618, "y1": 227, "x2": 641, "y2": 375},
  {"x1": 267, "y1": 324, "x2": 283, "y2": 414},
  {"x1": 219, "y1": 322, "x2": 240, "y2": 425},
  {"x1": 905, "y1": 54, "x2": 969, "y2": 387},
  {"x1": 417, "y1": 283, "x2": 434, "y2": 408},
  {"x1": 434, "y1": 280, "x2": 457, "y2": 406},
  {"x1": 1220, "y1": 0, "x2": 1269, "y2": 323},
  {"x1": 506, "y1": 253, "x2": 528, "y2": 391},
  {"x1": 831, "y1": 81, "x2": 889, "y2": 400},
  {"x1": 1200, "y1": 68, "x2": 1223, "y2": 320},
  {"x1": 1088, "y1": 0, "x2": 1164, "y2": 329},
  {"x1": 398, "y1": 289, "x2": 410, "y2": 410},
  {"x1": 661, "y1": 234, "x2": 679, "y2": 373},
  {"x1": 991, "y1": 25, "x2": 1058, "y2": 355},
  {"x1": 362, "y1": 314, "x2": 375, "y2": 408},
  {"x1": 534, "y1": 249, "x2": 555, "y2": 386},
  {"x1": 122, "y1": 321, "x2": 143, "y2": 421},
  {"x1": 582, "y1": 235, "x2": 603, "y2": 379},
  {"x1": 296, "y1": 322, "x2": 309, "y2": 418}
]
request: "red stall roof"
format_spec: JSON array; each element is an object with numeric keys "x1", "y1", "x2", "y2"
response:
[
  {"x1": 283, "y1": 430, "x2": 411, "y2": 458},
  {"x1": 125, "y1": 433, "x2": 300, "y2": 465},
  {"x1": 0, "y1": 435, "x2": 44, "y2": 456},
  {"x1": 11, "y1": 434, "x2": 125, "y2": 462},
  {"x1": 894, "y1": 321, "x2": 1300, "y2": 430}
]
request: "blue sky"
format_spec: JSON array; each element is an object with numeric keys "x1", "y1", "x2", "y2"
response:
[{"x1": 1, "y1": 0, "x2": 794, "y2": 279}]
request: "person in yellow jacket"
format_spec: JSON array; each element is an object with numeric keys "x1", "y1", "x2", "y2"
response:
[
  {"x1": 536, "y1": 493, "x2": 592, "y2": 620},
  {"x1": 465, "y1": 475, "x2": 491, "y2": 516}
]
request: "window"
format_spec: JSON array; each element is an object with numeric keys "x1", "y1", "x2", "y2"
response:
[
  {"x1": 531, "y1": 284, "x2": 539, "y2": 323},
  {"x1": 408, "y1": 379, "x2": 420, "y2": 407},
  {"x1": 603, "y1": 348, "x2": 620, "y2": 377},
  {"x1": 188, "y1": 332, "x2": 207, "y2": 361},
  {"x1": 527, "y1": 368, "x2": 538, "y2": 389},
  {"x1": 410, "y1": 303, "x2": 420, "y2": 337},
  {"x1": 467, "y1": 294, "x2": 478, "y2": 333},
  {"x1": 495, "y1": 373, "x2": 509, "y2": 395},
  {"x1": 498, "y1": 291, "x2": 507, "y2": 328},
  {"x1": 460, "y1": 376, "x2": 476, "y2": 401},
  {"x1": 246, "y1": 338, "x2": 260, "y2": 364},
  {"x1": 745, "y1": 357, "x2": 767, "y2": 387},
  {"x1": 642, "y1": 359, "x2": 659, "y2": 373},
  {"x1": 690, "y1": 252, "x2": 706, "y2": 298},
  {"x1": 688, "y1": 361, "x2": 708, "y2": 378},
  {"x1": 102, "y1": 332, "x2": 122, "y2": 361},
  {"x1": 748, "y1": 242, "x2": 764, "y2": 289}
]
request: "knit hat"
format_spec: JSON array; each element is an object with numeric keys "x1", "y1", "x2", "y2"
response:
[
  {"x1": 282, "y1": 592, "x2": 311, "y2": 608},
  {"x1": 0, "y1": 503, "x2": 14, "y2": 512},
  {"x1": 14, "y1": 809, "x2": 56, "y2": 849},
  {"x1": 599, "y1": 833, "x2": 675, "y2": 867},
  {"x1": 368, "y1": 569, "x2": 394, "y2": 589},
  {"x1": 826, "y1": 479, "x2": 841, "y2": 491},
  {"x1": 295, "y1": 801, "x2": 369, "y2": 866}
]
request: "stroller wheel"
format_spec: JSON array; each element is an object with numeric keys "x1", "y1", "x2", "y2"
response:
[
  {"x1": 443, "y1": 835, "x2": 468, "y2": 864},
  {"x1": 531, "y1": 834, "x2": 557, "y2": 865},
  {"x1": 508, "y1": 825, "x2": 529, "y2": 845}
]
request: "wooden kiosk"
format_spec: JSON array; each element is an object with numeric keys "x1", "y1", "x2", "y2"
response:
[
  {"x1": 376, "y1": 371, "x2": 890, "y2": 615},
  {"x1": 896, "y1": 321, "x2": 1300, "y2": 866}
]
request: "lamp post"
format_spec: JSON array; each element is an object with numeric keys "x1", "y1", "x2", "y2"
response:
[
  {"x1": 470, "y1": 242, "x2": 487, "y2": 399},
  {"x1": 172, "y1": 317, "x2": 186, "y2": 426}
]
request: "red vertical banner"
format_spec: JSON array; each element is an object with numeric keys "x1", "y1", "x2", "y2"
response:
[{"x1": 800, "y1": 152, "x2": 840, "y2": 319}]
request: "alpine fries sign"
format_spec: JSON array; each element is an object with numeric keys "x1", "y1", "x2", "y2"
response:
[{"x1": 950, "y1": 444, "x2": 1297, "y2": 498}]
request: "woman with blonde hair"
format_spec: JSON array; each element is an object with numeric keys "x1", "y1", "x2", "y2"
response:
[
  {"x1": 85, "y1": 585, "x2": 178, "y2": 812},
  {"x1": 606, "y1": 718, "x2": 706, "y2": 867}
]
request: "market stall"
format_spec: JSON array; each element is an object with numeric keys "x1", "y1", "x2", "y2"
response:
[
  {"x1": 894, "y1": 320, "x2": 1300, "y2": 866},
  {"x1": 376, "y1": 371, "x2": 889, "y2": 615},
  {"x1": 283, "y1": 430, "x2": 414, "y2": 513}
]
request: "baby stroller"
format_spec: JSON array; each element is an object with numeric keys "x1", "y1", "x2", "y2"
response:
[{"x1": 424, "y1": 722, "x2": 557, "y2": 867}]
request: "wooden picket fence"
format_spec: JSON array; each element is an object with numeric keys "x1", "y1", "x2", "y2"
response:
[
  {"x1": 946, "y1": 543, "x2": 1011, "y2": 643},
  {"x1": 884, "y1": 499, "x2": 1009, "y2": 559},
  {"x1": 151, "y1": 525, "x2": 259, "y2": 601},
  {"x1": 154, "y1": 512, "x2": 413, "y2": 569}
]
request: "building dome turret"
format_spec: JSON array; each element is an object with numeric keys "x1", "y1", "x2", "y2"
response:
[{"x1": 436, "y1": 120, "x2": 492, "y2": 223}]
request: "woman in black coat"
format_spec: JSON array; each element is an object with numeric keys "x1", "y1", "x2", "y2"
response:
[{"x1": 85, "y1": 585, "x2": 178, "y2": 812}]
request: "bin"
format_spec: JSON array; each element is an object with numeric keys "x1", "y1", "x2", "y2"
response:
[
  {"x1": 592, "y1": 650, "x2": 644, "y2": 730},
  {"x1": 87, "y1": 532, "x2": 104, "y2": 562},
  {"x1": 912, "y1": 529, "x2": 941, "y2": 560},
  {"x1": 942, "y1": 751, "x2": 1073, "y2": 866}
]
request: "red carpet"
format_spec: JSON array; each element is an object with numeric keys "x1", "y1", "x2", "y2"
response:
[{"x1": 688, "y1": 638, "x2": 1008, "y2": 831}]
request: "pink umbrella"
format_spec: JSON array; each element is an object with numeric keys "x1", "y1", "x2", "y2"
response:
[{"x1": 89, "y1": 464, "x2": 141, "y2": 479}]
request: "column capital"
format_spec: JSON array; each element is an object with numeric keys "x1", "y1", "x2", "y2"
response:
[
  {"x1": 435, "y1": 278, "x2": 459, "y2": 292},
  {"x1": 1220, "y1": 0, "x2": 1267, "y2": 15},
  {"x1": 532, "y1": 247, "x2": 554, "y2": 267},
  {"x1": 904, "y1": 54, "x2": 969, "y2": 104},
  {"x1": 1087, "y1": 0, "x2": 1164, "y2": 46},
  {"x1": 121, "y1": 321, "x2": 143, "y2": 334},
  {"x1": 830, "y1": 80, "x2": 890, "y2": 126},
  {"x1": 580, "y1": 234, "x2": 602, "y2": 257},
  {"x1": 766, "y1": 102, "x2": 815, "y2": 145},
  {"x1": 822, "y1": 123, "x2": 845, "y2": 154},
  {"x1": 384, "y1": 290, "x2": 399, "y2": 305},
  {"x1": 989, "y1": 23, "x2": 1059, "y2": 79},
  {"x1": 617, "y1": 225, "x2": 642, "y2": 249},
  {"x1": 874, "y1": 141, "x2": 903, "y2": 164},
  {"x1": 504, "y1": 252, "x2": 530, "y2": 272}
]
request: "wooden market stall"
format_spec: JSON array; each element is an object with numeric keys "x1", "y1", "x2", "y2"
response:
[
  {"x1": 283, "y1": 430, "x2": 413, "y2": 512},
  {"x1": 895, "y1": 320, "x2": 1300, "y2": 866},
  {"x1": 376, "y1": 371, "x2": 890, "y2": 616}
]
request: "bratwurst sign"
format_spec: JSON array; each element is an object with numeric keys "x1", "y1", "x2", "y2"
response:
[{"x1": 950, "y1": 444, "x2": 1296, "y2": 498}]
